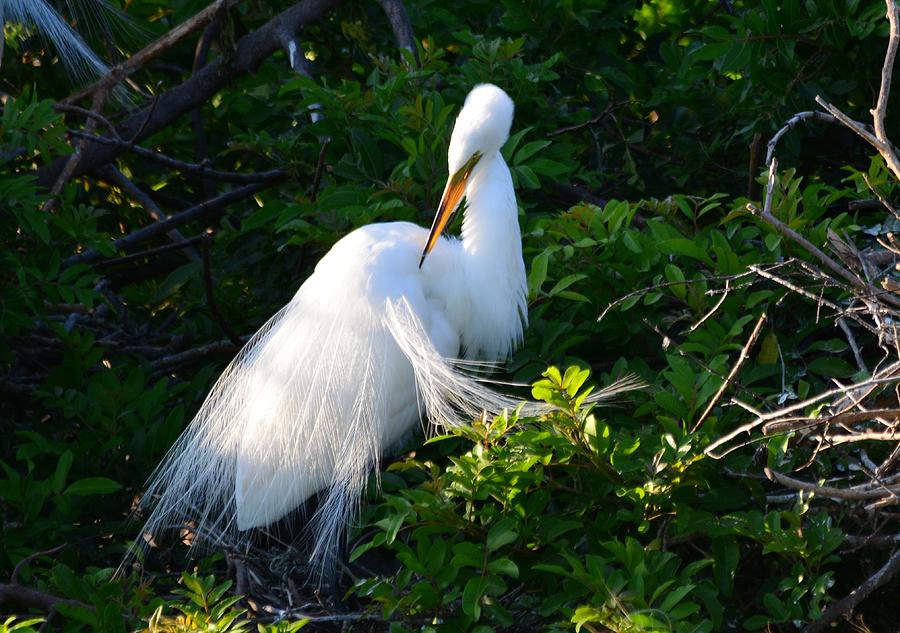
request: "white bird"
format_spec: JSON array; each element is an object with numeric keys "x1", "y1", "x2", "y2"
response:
[{"x1": 136, "y1": 84, "x2": 636, "y2": 574}]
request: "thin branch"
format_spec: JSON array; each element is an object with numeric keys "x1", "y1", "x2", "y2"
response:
[
  {"x1": 38, "y1": 0, "x2": 343, "y2": 188},
  {"x1": 803, "y1": 549, "x2": 900, "y2": 633},
  {"x1": 71, "y1": 131, "x2": 286, "y2": 184},
  {"x1": 748, "y1": 200, "x2": 900, "y2": 309},
  {"x1": 839, "y1": 317, "x2": 869, "y2": 374},
  {"x1": 98, "y1": 165, "x2": 200, "y2": 262},
  {"x1": 871, "y1": 0, "x2": 900, "y2": 178},
  {"x1": 151, "y1": 338, "x2": 246, "y2": 375},
  {"x1": 10, "y1": 544, "x2": 68, "y2": 585},
  {"x1": 62, "y1": 0, "x2": 240, "y2": 105},
  {"x1": 201, "y1": 237, "x2": 243, "y2": 348},
  {"x1": 65, "y1": 181, "x2": 279, "y2": 267},
  {"x1": 764, "y1": 467, "x2": 900, "y2": 501},
  {"x1": 43, "y1": 91, "x2": 107, "y2": 210},
  {"x1": 692, "y1": 312, "x2": 767, "y2": 432},
  {"x1": 92, "y1": 235, "x2": 206, "y2": 269}
]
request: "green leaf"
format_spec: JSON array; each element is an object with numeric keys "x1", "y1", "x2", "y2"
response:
[
  {"x1": 487, "y1": 518, "x2": 518, "y2": 552},
  {"x1": 462, "y1": 576, "x2": 487, "y2": 620},
  {"x1": 63, "y1": 477, "x2": 122, "y2": 496}
]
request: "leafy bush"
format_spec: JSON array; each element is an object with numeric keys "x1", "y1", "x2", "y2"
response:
[{"x1": 3, "y1": 0, "x2": 900, "y2": 631}]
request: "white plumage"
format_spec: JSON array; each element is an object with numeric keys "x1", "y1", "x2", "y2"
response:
[{"x1": 136, "y1": 84, "x2": 636, "y2": 572}]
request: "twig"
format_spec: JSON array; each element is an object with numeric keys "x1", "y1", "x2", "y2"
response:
[
  {"x1": 870, "y1": 0, "x2": 900, "y2": 181},
  {"x1": 62, "y1": 0, "x2": 240, "y2": 105},
  {"x1": 54, "y1": 104, "x2": 120, "y2": 136},
  {"x1": 748, "y1": 200, "x2": 900, "y2": 309},
  {"x1": 548, "y1": 106, "x2": 614, "y2": 137},
  {"x1": 692, "y1": 312, "x2": 767, "y2": 432},
  {"x1": 687, "y1": 278, "x2": 730, "y2": 333},
  {"x1": 764, "y1": 467, "x2": 900, "y2": 501},
  {"x1": 310, "y1": 138, "x2": 330, "y2": 201},
  {"x1": 201, "y1": 237, "x2": 244, "y2": 348},
  {"x1": 10, "y1": 544, "x2": 68, "y2": 585},
  {"x1": 65, "y1": 181, "x2": 279, "y2": 267},
  {"x1": 862, "y1": 172, "x2": 900, "y2": 222},
  {"x1": 71, "y1": 131, "x2": 286, "y2": 184},
  {"x1": 803, "y1": 549, "x2": 900, "y2": 632},
  {"x1": 92, "y1": 235, "x2": 206, "y2": 269},
  {"x1": 749, "y1": 264, "x2": 844, "y2": 313},
  {"x1": 705, "y1": 369, "x2": 900, "y2": 458},
  {"x1": 43, "y1": 92, "x2": 107, "y2": 210},
  {"x1": 839, "y1": 317, "x2": 869, "y2": 374},
  {"x1": 98, "y1": 165, "x2": 200, "y2": 262}
]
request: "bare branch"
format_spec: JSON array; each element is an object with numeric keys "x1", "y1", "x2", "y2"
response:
[
  {"x1": 803, "y1": 549, "x2": 900, "y2": 633},
  {"x1": 72, "y1": 131, "x2": 286, "y2": 184},
  {"x1": 62, "y1": 0, "x2": 239, "y2": 105},
  {"x1": 201, "y1": 237, "x2": 244, "y2": 348},
  {"x1": 65, "y1": 180, "x2": 280, "y2": 267},
  {"x1": 37, "y1": 0, "x2": 343, "y2": 188}
]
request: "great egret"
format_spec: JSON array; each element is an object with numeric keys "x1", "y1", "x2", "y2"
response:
[{"x1": 136, "y1": 84, "x2": 635, "y2": 574}]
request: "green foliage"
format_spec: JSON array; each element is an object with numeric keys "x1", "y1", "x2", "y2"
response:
[
  {"x1": 3, "y1": 0, "x2": 900, "y2": 630},
  {"x1": 0, "y1": 618, "x2": 45, "y2": 633}
]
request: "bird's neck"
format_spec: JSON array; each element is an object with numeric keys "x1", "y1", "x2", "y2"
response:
[
  {"x1": 460, "y1": 154, "x2": 520, "y2": 259},
  {"x1": 455, "y1": 152, "x2": 527, "y2": 359}
]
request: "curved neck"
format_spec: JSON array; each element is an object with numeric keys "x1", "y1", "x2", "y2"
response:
[{"x1": 460, "y1": 153, "x2": 520, "y2": 258}]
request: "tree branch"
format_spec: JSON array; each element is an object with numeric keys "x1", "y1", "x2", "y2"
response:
[
  {"x1": 73, "y1": 131, "x2": 286, "y2": 184},
  {"x1": 62, "y1": 0, "x2": 239, "y2": 105},
  {"x1": 37, "y1": 0, "x2": 343, "y2": 188},
  {"x1": 65, "y1": 180, "x2": 280, "y2": 267}
]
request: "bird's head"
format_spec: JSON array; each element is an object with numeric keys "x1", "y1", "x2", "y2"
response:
[{"x1": 420, "y1": 84, "x2": 514, "y2": 268}]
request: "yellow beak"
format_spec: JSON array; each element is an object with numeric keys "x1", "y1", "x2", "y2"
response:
[{"x1": 419, "y1": 151, "x2": 482, "y2": 268}]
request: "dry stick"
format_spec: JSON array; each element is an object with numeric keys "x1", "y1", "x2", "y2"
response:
[
  {"x1": 151, "y1": 338, "x2": 246, "y2": 374},
  {"x1": 819, "y1": 430, "x2": 900, "y2": 445},
  {"x1": 692, "y1": 312, "x2": 767, "y2": 432},
  {"x1": 62, "y1": 0, "x2": 240, "y2": 105},
  {"x1": 705, "y1": 369, "x2": 900, "y2": 458},
  {"x1": 871, "y1": 0, "x2": 900, "y2": 180},
  {"x1": 764, "y1": 467, "x2": 900, "y2": 501},
  {"x1": 687, "y1": 278, "x2": 730, "y2": 333},
  {"x1": 748, "y1": 263, "x2": 845, "y2": 312},
  {"x1": 748, "y1": 199, "x2": 900, "y2": 310},
  {"x1": 839, "y1": 317, "x2": 869, "y2": 373},
  {"x1": 596, "y1": 265, "x2": 780, "y2": 323},
  {"x1": 803, "y1": 549, "x2": 900, "y2": 633},
  {"x1": 862, "y1": 172, "x2": 900, "y2": 222},
  {"x1": 201, "y1": 237, "x2": 243, "y2": 348},
  {"x1": 71, "y1": 131, "x2": 286, "y2": 184}
]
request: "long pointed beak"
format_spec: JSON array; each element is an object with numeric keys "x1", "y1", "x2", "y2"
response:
[{"x1": 419, "y1": 151, "x2": 482, "y2": 268}]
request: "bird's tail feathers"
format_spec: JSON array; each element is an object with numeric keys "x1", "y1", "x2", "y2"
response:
[{"x1": 385, "y1": 297, "x2": 644, "y2": 428}]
